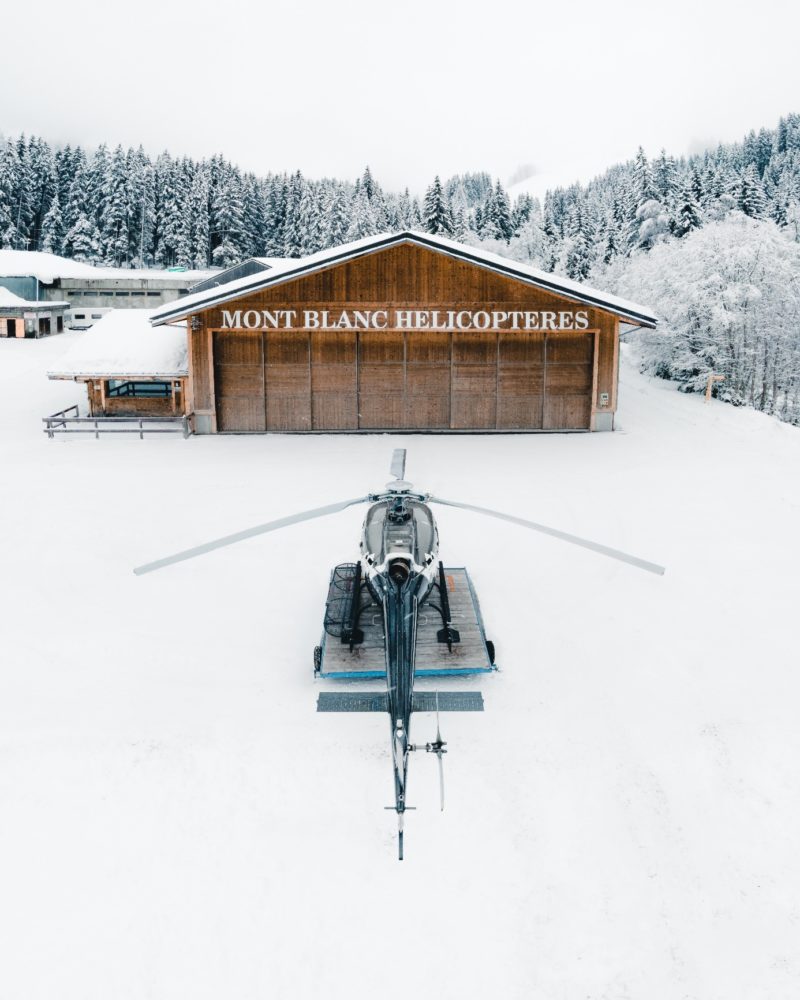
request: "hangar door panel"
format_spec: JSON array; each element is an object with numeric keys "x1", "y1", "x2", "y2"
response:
[
  {"x1": 450, "y1": 332, "x2": 497, "y2": 429},
  {"x1": 265, "y1": 331, "x2": 311, "y2": 431},
  {"x1": 497, "y1": 330, "x2": 544, "y2": 429},
  {"x1": 358, "y1": 331, "x2": 405, "y2": 429},
  {"x1": 311, "y1": 331, "x2": 358, "y2": 429},
  {"x1": 405, "y1": 331, "x2": 450, "y2": 429},
  {"x1": 213, "y1": 331, "x2": 266, "y2": 432},
  {"x1": 543, "y1": 332, "x2": 593, "y2": 430}
]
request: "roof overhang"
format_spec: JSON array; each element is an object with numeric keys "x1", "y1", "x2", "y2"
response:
[
  {"x1": 150, "y1": 231, "x2": 658, "y2": 329},
  {"x1": 47, "y1": 371, "x2": 188, "y2": 381}
]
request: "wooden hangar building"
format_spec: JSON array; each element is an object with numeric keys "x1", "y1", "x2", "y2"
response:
[{"x1": 150, "y1": 232, "x2": 657, "y2": 434}]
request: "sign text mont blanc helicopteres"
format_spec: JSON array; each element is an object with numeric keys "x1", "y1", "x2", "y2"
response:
[{"x1": 219, "y1": 308, "x2": 591, "y2": 332}]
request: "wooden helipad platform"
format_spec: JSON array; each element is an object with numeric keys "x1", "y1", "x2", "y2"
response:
[{"x1": 318, "y1": 567, "x2": 495, "y2": 680}]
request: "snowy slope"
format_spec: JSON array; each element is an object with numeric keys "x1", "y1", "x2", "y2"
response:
[{"x1": 1, "y1": 335, "x2": 799, "y2": 1000}]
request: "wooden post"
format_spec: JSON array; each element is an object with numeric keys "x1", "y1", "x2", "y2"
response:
[{"x1": 705, "y1": 374, "x2": 725, "y2": 402}]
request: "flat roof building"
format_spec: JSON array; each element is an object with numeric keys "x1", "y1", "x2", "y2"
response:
[
  {"x1": 0, "y1": 250, "x2": 216, "y2": 331},
  {"x1": 0, "y1": 287, "x2": 69, "y2": 338}
]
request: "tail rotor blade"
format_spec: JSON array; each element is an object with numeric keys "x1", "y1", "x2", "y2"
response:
[
  {"x1": 133, "y1": 496, "x2": 371, "y2": 576},
  {"x1": 390, "y1": 448, "x2": 407, "y2": 481},
  {"x1": 429, "y1": 496, "x2": 665, "y2": 576},
  {"x1": 435, "y1": 691, "x2": 445, "y2": 811}
]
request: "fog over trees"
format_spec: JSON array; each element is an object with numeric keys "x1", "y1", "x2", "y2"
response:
[{"x1": 1, "y1": 114, "x2": 799, "y2": 423}]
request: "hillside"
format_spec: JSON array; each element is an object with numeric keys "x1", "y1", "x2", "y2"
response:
[{"x1": 1, "y1": 336, "x2": 798, "y2": 999}]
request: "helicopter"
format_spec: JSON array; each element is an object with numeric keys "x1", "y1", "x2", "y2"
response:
[{"x1": 134, "y1": 449, "x2": 664, "y2": 860}]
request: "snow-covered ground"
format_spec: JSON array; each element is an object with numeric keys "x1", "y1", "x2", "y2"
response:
[{"x1": 2, "y1": 333, "x2": 799, "y2": 1000}]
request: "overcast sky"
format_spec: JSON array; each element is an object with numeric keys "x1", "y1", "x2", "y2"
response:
[{"x1": 2, "y1": 0, "x2": 798, "y2": 199}]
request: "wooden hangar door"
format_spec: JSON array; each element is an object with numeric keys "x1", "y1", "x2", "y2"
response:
[
  {"x1": 213, "y1": 327, "x2": 593, "y2": 433},
  {"x1": 543, "y1": 331, "x2": 594, "y2": 429},
  {"x1": 213, "y1": 331, "x2": 266, "y2": 432},
  {"x1": 264, "y1": 330, "x2": 311, "y2": 430},
  {"x1": 357, "y1": 330, "x2": 451, "y2": 430}
]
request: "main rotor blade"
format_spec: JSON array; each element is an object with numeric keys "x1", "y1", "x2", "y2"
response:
[
  {"x1": 133, "y1": 496, "x2": 371, "y2": 576},
  {"x1": 390, "y1": 448, "x2": 407, "y2": 481},
  {"x1": 429, "y1": 497, "x2": 665, "y2": 576}
]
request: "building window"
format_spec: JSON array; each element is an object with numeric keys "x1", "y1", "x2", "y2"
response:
[
  {"x1": 107, "y1": 380, "x2": 172, "y2": 398},
  {"x1": 114, "y1": 291, "x2": 129, "y2": 297}
]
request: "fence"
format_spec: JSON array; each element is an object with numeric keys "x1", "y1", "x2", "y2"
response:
[{"x1": 43, "y1": 405, "x2": 192, "y2": 439}]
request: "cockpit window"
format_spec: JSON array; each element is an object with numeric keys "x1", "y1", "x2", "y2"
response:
[{"x1": 363, "y1": 500, "x2": 437, "y2": 567}]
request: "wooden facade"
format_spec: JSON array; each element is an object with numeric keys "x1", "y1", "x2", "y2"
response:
[
  {"x1": 181, "y1": 241, "x2": 636, "y2": 434},
  {"x1": 82, "y1": 378, "x2": 188, "y2": 418}
]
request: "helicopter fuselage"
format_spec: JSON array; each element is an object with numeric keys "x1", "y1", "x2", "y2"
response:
[{"x1": 358, "y1": 494, "x2": 441, "y2": 848}]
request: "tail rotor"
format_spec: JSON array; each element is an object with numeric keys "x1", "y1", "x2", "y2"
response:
[{"x1": 433, "y1": 690, "x2": 447, "y2": 812}]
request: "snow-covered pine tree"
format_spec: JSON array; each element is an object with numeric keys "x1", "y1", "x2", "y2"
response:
[
  {"x1": 85, "y1": 144, "x2": 109, "y2": 237},
  {"x1": 423, "y1": 174, "x2": 453, "y2": 236},
  {"x1": 241, "y1": 174, "x2": 266, "y2": 258},
  {"x1": 102, "y1": 145, "x2": 131, "y2": 266},
  {"x1": 672, "y1": 180, "x2": 703, "y2": 237},
  {"x1": 565, "y1": 201, "x2": 594, "y2": 279},
  {"x1": 738, "y1": 163, "x2": 768, "y2": 219},
  {"x1": 320, "y1": 183, "x2": 351, "y2": 248},
  {"x1": 210, "y1": 164, "x2": 244, "y2": 266},
  {"x1": 188, "y1": 168, "x2": 211, "y2": 268},
  {"x1": 511, "y1": 192, "x2": 535, "y2": 233},
  {"x1": 65, "y1": 212, "x2": 100, "y2": 262},
  {"x1": 40, "y1": 192, "x2": 64, "y2": 254},
  {"x1": 451, "y1": 207, "x2": 469, "y2": 242},
  {"x1": 282, "y1": 170, "x2": 307, "y2": 257},
  {"x1": 297, "y1": 182, "x2": 323, "y2": 255},
  {"x1": 0, "y1": 140, "x2": 18, "y2": 248},
  {"x1": 423, "y1": 176, "x2": 452, "y2": 235},
  {"x1": 653, "y1": 149, "x2": 678, "y2": 204},
  {"x1": 345, "y1": 185, "x2": 379, "y2": 241},
  {"x1": 489, "y1": 180, "x2": 513, "y2": 241},
  {"x1": 263, "y1": 175, "x2": 288, "y2": 256},
  {"x1": 128, "y1": 148, "x2": 156, "y2": 267}
]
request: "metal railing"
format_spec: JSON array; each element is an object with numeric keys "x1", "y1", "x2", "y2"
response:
[{"x1": 43, "y1": 406, "x2": 192, "y2": 439}]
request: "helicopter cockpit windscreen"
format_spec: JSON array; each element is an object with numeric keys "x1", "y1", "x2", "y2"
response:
[{"x1": 362, "y1": 501, "x2": 437, "y2": 569}]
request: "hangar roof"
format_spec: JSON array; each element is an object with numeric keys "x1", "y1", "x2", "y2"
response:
[{"x1": 150, "y1": 230, "x2": 658, "y2": 329}]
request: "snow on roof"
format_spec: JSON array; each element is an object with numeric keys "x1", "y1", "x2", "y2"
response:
[
  {"x1": 47, "y1": 309, "x2": 188, "y2": 379},
  {"x1": 252, "y1": 256, "x2": 291, "y2": 268},
  {"x1": 150, "y1": 231, "x2": 658, "y2": 328},
  {"x1": 0, "y1": 286, "x2": 69, "y2": 309},
  {"x1": 0, "y1": 249, "x2": 215, "y2": 284},
  {"x1": 0, "y1": 287, "x2": 30, "y2": 307}
]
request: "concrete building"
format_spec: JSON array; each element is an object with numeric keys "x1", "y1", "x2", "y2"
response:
[
  {"x1": 0, "y1": 250, "x2": 216, "y2": 330},
  {"x1": 0, "y1": 287, "x2": 69, "y2": 338}
]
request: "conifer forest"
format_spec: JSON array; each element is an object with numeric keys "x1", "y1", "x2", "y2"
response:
[{"x1": 1, "y1": 113, "x2": 799, "y2": 423}]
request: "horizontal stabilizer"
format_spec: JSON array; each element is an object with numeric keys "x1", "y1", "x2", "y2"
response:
[
  {"x1": 412, "y1": 692, "x2": 484, "y2": 712},
  {"x1": 317, "y1": 692, "x2": 389, "y2": 713}
]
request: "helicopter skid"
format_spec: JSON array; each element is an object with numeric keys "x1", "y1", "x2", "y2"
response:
[{"x1": 316, "y1": 566, "x2": 495, "y2": 680}]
